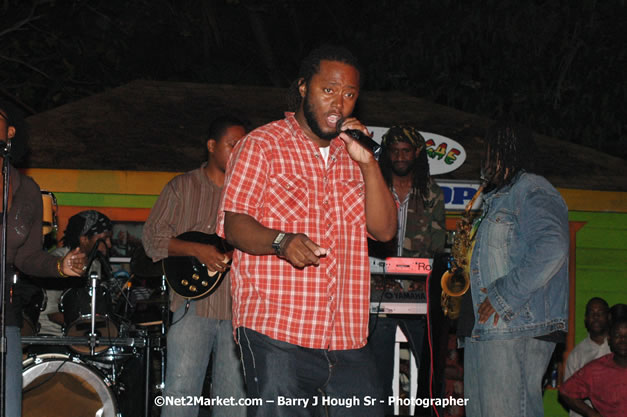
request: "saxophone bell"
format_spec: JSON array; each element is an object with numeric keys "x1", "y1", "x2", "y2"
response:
[
  {"x1": 441, "y1": 268, "x2": 470, "y2": 298},
  {"x1": 440, "y1": 266, "x2": 470, "y2": 320}
]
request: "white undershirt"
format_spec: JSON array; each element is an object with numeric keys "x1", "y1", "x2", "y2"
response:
[{"x1": 319, "y1": 146, "x2": 330, "y2": 166}]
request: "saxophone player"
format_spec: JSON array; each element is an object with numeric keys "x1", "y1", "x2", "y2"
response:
[{"x1": 457, "y1": 121, "x2": 569, "y2": 417}]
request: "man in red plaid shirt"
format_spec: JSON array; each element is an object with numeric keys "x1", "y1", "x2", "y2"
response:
[{"x1": 217, "y1": 45, "x2": 396, "y2": 416}]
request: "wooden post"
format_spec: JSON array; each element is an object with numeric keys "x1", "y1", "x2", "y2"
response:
[{"x1": 560, "y1": 221, "x2": 586, "y2": 383}]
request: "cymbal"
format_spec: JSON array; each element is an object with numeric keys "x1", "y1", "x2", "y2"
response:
[{"x1": 130, "y1": 245, "x2": 163, "y2": 277}]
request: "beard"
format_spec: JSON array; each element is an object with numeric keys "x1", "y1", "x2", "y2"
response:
[
  {"x1": 303, "y1": 92, "x2": 337, "y2": 141},
  {"x1": 391, "y1": 161, "x2": 414, "y2": 177}
]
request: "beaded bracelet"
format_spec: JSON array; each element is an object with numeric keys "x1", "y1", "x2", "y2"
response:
[{"x1": 57, "y1": 258, "x2": 69, "y2": 278}]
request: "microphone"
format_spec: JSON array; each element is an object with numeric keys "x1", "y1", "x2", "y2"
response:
[
  {"x1": 85, "y1": 238, "x2": 110, "y2": 279},
  {"x1": 336, "y1": 119, "x2": 382, "y2": 160},
  {"x1": 88, "y1": 256, "x2": 102, "y2": 281},
  {"x1": 94, "y1": 250, "x2": 113, "y2": 279},
  {"x1": 0, "y1": 140, "x2": 11, "y2": 158},
  {"x1": 85, "y1": 241, "x2": 101, "y2": 271}
]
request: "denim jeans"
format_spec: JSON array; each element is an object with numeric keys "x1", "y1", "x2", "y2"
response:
[
  {"x1": 368, "y1": 316, "x2": 425, "y2": 415},
  {"x1": 6, "y1": 326, "x2": 21, "y2": 417},
  {"x1": 238, "y1": 327, "x2": 384, "y2": 417},
  {"x1": 162, "y1": 302, "x2": 246, "y2": 417},
  {"x1": 464, "y1": 336, "x2": 555, "y2": 417}
]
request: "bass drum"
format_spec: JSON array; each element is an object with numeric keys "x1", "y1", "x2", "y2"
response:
[
  {"x1": 22, "y1": 353, "x2": 118, "y2": 417},
  {"x1": 59, "y1": 287, "x2": 119, "y2": 354}
]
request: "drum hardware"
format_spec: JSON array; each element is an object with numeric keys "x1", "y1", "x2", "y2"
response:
[
  {"x1": 106, "y1": 269, "x2": 134, "y2": 318},
  {"x1": 134, "y1": 325, "x2": 166, "y2": 392},
  {"x1": 88, "y1": 326, "x2": 146, "y2": 366},
  {"x1": 125, "y1": 252, "x2": 169, "y2": 397},
  {"x1": 59, "y1": 284, "x2": 119, "y2": 354},
  {"x1": 152, "y1": 334, "x2": 166, "y2": 392},
  {"x1": 156, "y1": 273, "x2": 168, "y2": 391},
  {"x1": 88, "y1": 254, "x2": 104, "y2": 356},
  {"x1": 134, "y1": 284, "x2": 168, "y2": 395},
  {"x1": 144, "y1": 334, "x2": 153, "y2": 416},
  {"x1": 21, "y1": 335, "x2": 147, "y2": 348}
]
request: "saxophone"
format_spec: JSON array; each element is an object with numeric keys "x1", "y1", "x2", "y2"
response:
[{"x1": 440, "y1": 177, "x2": 490, "y2": 319}]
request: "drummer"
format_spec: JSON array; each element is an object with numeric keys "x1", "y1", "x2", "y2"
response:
[{"x1": 38, "y1": 210, "x2": 113, "y2": 336}]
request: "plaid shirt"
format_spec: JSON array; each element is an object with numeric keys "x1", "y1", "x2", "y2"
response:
[{"x1": 217, "y1": 113, "x2": 370, "y2": 350}]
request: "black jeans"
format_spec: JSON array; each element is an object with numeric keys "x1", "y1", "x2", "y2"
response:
[
  {"x1": 238, "y1": 327, "x2": 384, "y2": 417},
  {"x1": 368, "y1": 315, "x2": 426, "y2": 415}
]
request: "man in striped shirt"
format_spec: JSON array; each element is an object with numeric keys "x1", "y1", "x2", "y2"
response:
[
  {"x1": 217, "y1": 45, "x2": 397, "y2": 416},
  {"x1": 142, "y1": 115, "x2": 247, "y2": 417}
]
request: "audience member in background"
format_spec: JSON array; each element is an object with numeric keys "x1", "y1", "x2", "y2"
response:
[
  {"x1": 564, "y1": 297, "x2": 611, "y2": 417},
  {"x1": 609, "y1": 303, "x2": 627, "y2": 324},
  {"x1": 559, "y1": 318, "x2": 627, "y2": 417}
]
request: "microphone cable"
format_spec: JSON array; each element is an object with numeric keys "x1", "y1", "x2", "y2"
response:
[{"x1": 425, "y1": 270, "x2": 441, "y2": 417}]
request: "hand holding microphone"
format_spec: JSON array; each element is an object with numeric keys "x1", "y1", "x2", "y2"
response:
[{"x1": 336, "y1": 118, "x2": 382, "y2": 160}]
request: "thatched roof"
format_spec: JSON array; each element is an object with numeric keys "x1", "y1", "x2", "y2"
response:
[{"x1": 25, "y1": 79, "x2": 626, "y2": 191}]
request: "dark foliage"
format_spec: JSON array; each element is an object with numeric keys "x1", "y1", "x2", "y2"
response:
[{"x1": 1, "y1": 0, "x2": 625, "y2": 158}]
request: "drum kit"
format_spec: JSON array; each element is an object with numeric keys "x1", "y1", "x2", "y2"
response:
[{"x1": 19, "y1": 191, "x2": 169, "y2": 417}]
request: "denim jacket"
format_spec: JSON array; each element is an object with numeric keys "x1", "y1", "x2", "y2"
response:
[{"x1": 469, "y1": 171, "x2": 569, "y2": 341}]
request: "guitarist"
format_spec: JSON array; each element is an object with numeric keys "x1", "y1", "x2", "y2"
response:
[{"x1": 142, "y1": 115, "x2": 247, "y2": 417}]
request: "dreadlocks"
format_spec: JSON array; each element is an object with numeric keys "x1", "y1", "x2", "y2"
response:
[
  {"x1": 483, "y1": 120, "x2": 537, "y2": 190},
  {"x1": 379, "y1": 126, "x2": 432, "y2": 207},
  {"x1": 286, "y1": 44, "x2": 362, "y2": 112}
]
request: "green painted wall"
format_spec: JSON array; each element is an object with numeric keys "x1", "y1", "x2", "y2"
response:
[
  {"x1": 569, "y1": 211, "x2": 627, "y2": 343},
  {"x1": 543, "y1": 210, "x2": 627, "y2": 417},
  {"x1": 55, "y1": 192, "x2": 157, "y2": 208}
]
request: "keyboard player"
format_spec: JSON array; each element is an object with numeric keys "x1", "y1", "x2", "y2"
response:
[{"x1": 367, "y1": 126, "x2": 446, "y2": 412}]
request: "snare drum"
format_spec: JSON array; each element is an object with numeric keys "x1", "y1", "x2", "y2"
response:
[
  {"x1": 87, "y1": 322, "x2": 137, "y2": 365},
  {"x1": 59, "y1": 287, "x2": 119, "y2": 354},
  {"x1": 41, "y1": 190, "x2": 57, "y2": 236},
  {"x1": 22, "y1": 353, "x2": 118, "y2": 417}
]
